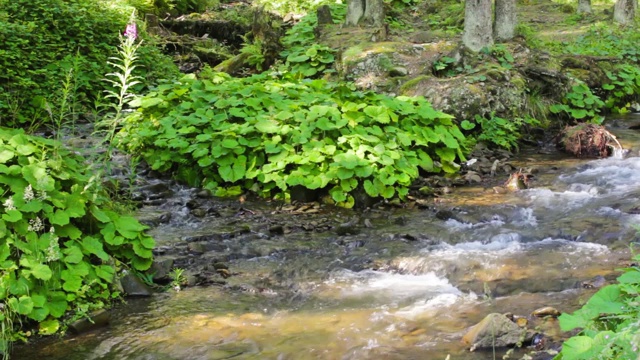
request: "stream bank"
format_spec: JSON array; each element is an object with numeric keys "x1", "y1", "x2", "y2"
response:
[{"x1": 13, "y1": 115, "x2": 640, "y2": 359}]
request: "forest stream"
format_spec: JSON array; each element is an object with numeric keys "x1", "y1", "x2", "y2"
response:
[{"x1": 13, "y1": 115, "x2": 640, "y2": 359}]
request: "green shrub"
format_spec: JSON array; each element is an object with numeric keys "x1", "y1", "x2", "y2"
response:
[
  {"x1": 117, "y1": 72, "x2": 467, "y2": 207},
  {"x1": 461, "y1": 114, "x2": 539, "y2": 151},
  {"x1": 0, "y1": 0, "x2": 177, "y2": 128},
  {"x1": 279, "y1": 4, "x2": 346, "y2": 79},
  {"x1": 550, "y1": 82, "x2": 605, "y2": 124},
  {"x1": 602, "y1": 64, "x2": 640, "y2": 113},
  {"x1": 556, "y1": 251, "x2": 640, "y2": 360},
  {"x1": 0, "y1": 127, "x2": 154, "y2": 353}
]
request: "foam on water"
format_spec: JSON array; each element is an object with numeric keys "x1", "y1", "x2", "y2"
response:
[
  {"x1": 511, "y1": 207, "x2": 538, "y2": 227},
  {"x1": 560, "y1": 156, "x2": 640, "y2": 194},
  {"x1": 394, "y1": 293, "x2": 464, "y2": 319},
  {"x1": 444, "y1": 216, "x2": 505, "y2": 230},
  {"x1": 333, "y1": 270, "x2": 461, "y2": 301},
  {"x1": 524, "y1": 187, "x2": 598, "y2": 210}
]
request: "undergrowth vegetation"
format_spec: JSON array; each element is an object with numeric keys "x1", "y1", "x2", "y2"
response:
[
  {"x1": 3, "y1": 0, "x2": 640, "y2": 357},
  {"x1": 0, "y1": 0, "x2": 177, "y2": 128},
  {"x1": 279, "y1": 4, "x2": 346, "y2": 78},
  {"x1": 0, "y1": 129, "x2": 154, "y2": 355},
  {"x1": 556, "y1": 250, "x2": 640, "y2": 359},
  {"x1": 117, "y1": 72, "x2": 467, "y2": 207}
]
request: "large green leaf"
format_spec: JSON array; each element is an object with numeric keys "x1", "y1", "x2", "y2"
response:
[
  {"x1": 0, "y1": 149, "x2": 15, "y2": 163},
  {"x1": 39, "y1": 319, "x2": 60, "y2": 335},
  {"x1": 63, "y1": 245, "x2": 84, "y2": 264},
  {"x1": 22, "y1": 163, "x2": 55, "y2": 191},
  {"x1": 114, "y1": 216, "x2": 146, "y2": 239},
  {"x1": 30, "y1": 263, "x2": 52, "y2": 280},
  {"x1": 50, "y1": 210, "x2": 70, "y2": 226},
  {"x1": 81, "y1": 236, "x2": 109, "y2": 261}
]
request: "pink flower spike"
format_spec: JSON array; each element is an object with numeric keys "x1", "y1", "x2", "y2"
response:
[{"x1": 124, "y1": 23, "x2": 137, "y2": 39}]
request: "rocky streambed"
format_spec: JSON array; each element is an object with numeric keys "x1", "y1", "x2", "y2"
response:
[{"x1": 13, "y1": 115, "x2": 640, "y2": 359}]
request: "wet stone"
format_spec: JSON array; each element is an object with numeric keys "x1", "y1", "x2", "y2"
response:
[
  {"x1": 120, "y1": 272, "x2": 153, "y2": 297},
  {"x1": 68, "y1": 309, "x2": 110, "y2": 334},
  {"x1": 462, "y1": 313, "x2": 534, "y2": 351},
  {"x1": 149, "y1": 258, "x2": 174, "y2": 282},
  {"x1": 531, "y1": 307, "x2": 561, "y2": 318},
  {"x1": 581, "y1": 275, "x2": 606, "y2": 289},
  {"x1": 346, "y1": 240, "x2": 365, "y2": 249},
  {"x1": 153, "y1": 246, "x2": 172, "y2": 255},
  {"x1": 269, "y1": 225, "x2": 284, "y2": 235},
  {"x1": 435, "y1": 209, "x2": 457, "y2": 221},
  {"x1": 191, "y1": 208, "x2": 207, "y2": 218}
]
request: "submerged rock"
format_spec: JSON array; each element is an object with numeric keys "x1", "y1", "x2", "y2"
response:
[
  {"x1": 68, "y1": 309, "x2": 110, "y2": 334},
  {"x1": 581, "y1": 275, "x2": 606, "y2": 289},
  {"x1": 462, "y1": 313, "x2": 533, "y2": 351}
]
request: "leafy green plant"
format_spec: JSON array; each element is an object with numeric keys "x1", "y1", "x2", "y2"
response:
[
  {"x1": 239, "y1": 35, "x2": 266, "y2": 72},
  {"x1": 118, "y1": 72, "x2": 467, "y2": 207},
  {"x1": 279, "y1": 4, "x2": 345, "y2": 79},
  {"x1": 555, "y1": 251, "x2": 640, "y2": 360},
  {"x1": 483, "y1": 45, "x2": 514, "y2": 69},
  {"x1": 462, "y1": 114, "x2": 538, "y2": 151},
  {"x1": 285, "y1": 44, "x2": 336, "y2": 79},
  {"x1": 170, "y1": 268, "x2": 187, "y2": 292},
  {"x1": 433, "y1": 56, "x2": 459, "y2": 77},
  {"x1": 550, "y1": 82, "x2": 605, "y2": 124},
  {"x1": 562, "y1": 24, "x2": 640, "y2": 61},
  {"x1": 601, "y1": 64, "x2": 640, "y2": 113},
  {"x1": 0, "y1": 128, "x2": 154, "y2": 354}
]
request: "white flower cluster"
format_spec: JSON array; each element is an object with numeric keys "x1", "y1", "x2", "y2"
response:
[
  {"x1": 3, "y1": 198, "x2": 16, "y2": 211},
  {"x1": 45, "y1": 227, "x2": 61, "y2": 262},
  {"x1": 23, "y1": 184, "x2": 35, "y2": 202},
  {"x1": 28, "y1": 217, "x2": 44, "y2": 232}
]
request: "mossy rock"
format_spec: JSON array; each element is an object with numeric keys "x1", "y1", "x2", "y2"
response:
[
  {"x1": 339, "y1": 40, "x2": 458, "y2": 92},
  {"x1": 400, "y1": 69, "x2": 527, "y2": 120},
  {"x1": 561, "y1": 56, "x2": 608, "y2": 88}
]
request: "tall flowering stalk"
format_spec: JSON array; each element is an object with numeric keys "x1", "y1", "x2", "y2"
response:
[{"x1": 98, "y1": 11, "x2": 142, "y2": 171}]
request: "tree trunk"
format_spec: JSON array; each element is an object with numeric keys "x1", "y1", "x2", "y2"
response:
[
  {"x1": 463, "y1": 0, "x2": 493, "y2": 52},
  {"x1": 494, "y1": 0, "x2": 516, "y2": 42},
  {"x1": 363, "y1": 0, "x2": 385, "y2": 27},
  {"x1": 577, "y1": 0, "x2": 592, "y2": 14},
  {"x1": 345, "y1": 0, "x2": 385, "y2": 27},
  {"x1": 345, "y1": 0, "x2": 365, "y2": 26},
  {"x1": 613, "y1": 0, "x2": 636, "y2": 24}
]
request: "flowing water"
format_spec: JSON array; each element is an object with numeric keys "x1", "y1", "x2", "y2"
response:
[{"x1": 14, "y1": 116, "x2": 640, "y2": 360}]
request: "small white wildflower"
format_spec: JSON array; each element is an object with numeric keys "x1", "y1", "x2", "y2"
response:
[
  {"x1": 27, "y1": 217, "x2": 44, "y2": 232},
  {"x1": 45, "y1": 233, "x2": 61, "y2": 262},
  {"x1": 3, "y1": 198, "x2": 16, "y2": 211},
  {"x1": 23, "y1": 184, "x2": 34, "y2": 202},
  {"x1": 38, "y1": 190, "x2": 48, "y2": 200}
]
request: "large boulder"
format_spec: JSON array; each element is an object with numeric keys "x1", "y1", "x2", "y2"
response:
[
  {"x1": 399, "y1": 69, "x2": 527, "y2": 121},
  {"x1": 338, "y1": 41, "x2": 458, "y2": 93}
]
